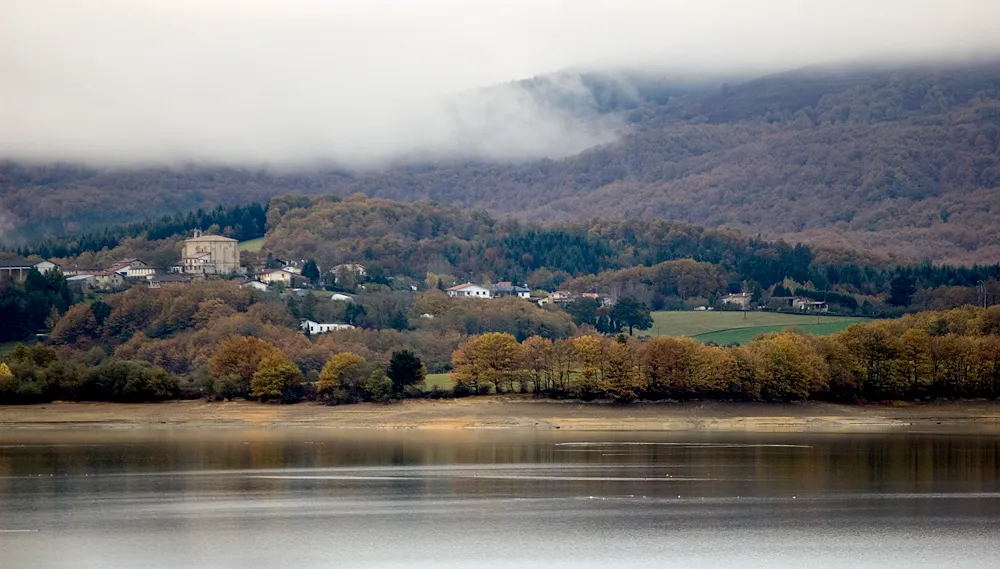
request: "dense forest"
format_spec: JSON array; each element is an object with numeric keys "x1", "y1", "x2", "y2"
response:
[
  {"x1": 4, "y1": 295, "x2": 999, "y2": 404},
  {"x1": 3, "y1": 61, "x2": 1000, "y2": 262},
  {"x1": 263, "y1": 195, "x2": 1000, "y2": 311}
]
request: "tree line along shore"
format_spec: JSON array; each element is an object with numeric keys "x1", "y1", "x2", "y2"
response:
[{"x1": 2, "y1": 304, "x2": 999, "y2": 406}]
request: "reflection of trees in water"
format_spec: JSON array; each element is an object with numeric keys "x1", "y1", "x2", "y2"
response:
[{"x1": 3, "y1": 434, "x2": 999, "y2": 501}]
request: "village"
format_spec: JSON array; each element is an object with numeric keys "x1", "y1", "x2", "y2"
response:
[{"x1": 2, "y1": 228, "x2": 832, "y2": 341}]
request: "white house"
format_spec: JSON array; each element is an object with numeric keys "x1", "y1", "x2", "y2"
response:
[
  {"x1": 34, "y1": 260, "x2": 58, "y2": 274},
  {"x1": 330, "y1": 293, "x2": 354, "y2": 302},
  {"x1": 793, "y1": 298, "x2": 829, "y2": 312},
  {"x1": 446, "y1": 282, "x2": 492, "y2": 299},
  {"x1": 300, "y1": 320, "x2": 356, "y2": 335},
  {"x1": 108, "y1": 258, "x2": 156, "y2": 279},
  {"x1": 238, "y1": 280, "x2": 269, "y2": 292}
]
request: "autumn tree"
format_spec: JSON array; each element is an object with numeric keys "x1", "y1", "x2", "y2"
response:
[
  {"x1": 250, "y1": 352, "x2": 302, "y2": 402},
  {"x1": 602, "y1": 336, "x2": 645, "y2": 401},
  {"x1": 570, "y1": 335, "x2": 604, "y2": 398},
  {"x1": 898, "y1": 328, "x2": 933, "y2": 396},
  {"x1": 0, "y1": 363, "x2": 14, "y2": 399},
  {"x1": 841, "y1": 322, "x2": 902, "y2": 399},
  {"x1": 521, "y1": 336, "x2": 553, "y2": 393},
  {"x1": 474, "y1": 333, "x2": 525, "y2": 393},
  {"x1": 746, "y1": 332, "x2": 829, "y2": 400},
  {"x1": 637, "y1": 337, "x2": 700, "y2": 398},
  {"x1": 208, "y1": 336, "x2": 284, "y2": 399},
  {"x1": 317, "y1": 352, "x2": 368, "y2": 403},
  {"x1": 450, "y1": 339, "x2": 484, "y2": 395}
]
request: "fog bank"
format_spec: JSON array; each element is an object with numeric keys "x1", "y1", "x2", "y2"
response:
[{"x1": 2, "y1": 0, "x2": 999, "y2": 166}]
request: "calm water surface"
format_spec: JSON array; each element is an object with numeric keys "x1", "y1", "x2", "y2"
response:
[{"x1": 1, "y1": 429, "x2": 999, "y2": 568}]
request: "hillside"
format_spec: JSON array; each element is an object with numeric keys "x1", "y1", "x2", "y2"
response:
[{"x1": 3, "y1": 61, "x2": 1000, "y2": 262}]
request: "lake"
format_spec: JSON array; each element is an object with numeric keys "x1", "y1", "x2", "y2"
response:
[{"x1": 2, "y1": 429, "x2": 999, "y2": 568}]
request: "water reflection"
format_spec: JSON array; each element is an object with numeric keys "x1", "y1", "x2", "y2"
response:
[{"x1": 1, "y1": 430, "x2": 999, "y2": 568}]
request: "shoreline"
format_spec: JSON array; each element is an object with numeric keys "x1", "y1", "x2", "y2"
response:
[{"x1": 2, "y1": 397, "x2": 1000, "y2": 433}]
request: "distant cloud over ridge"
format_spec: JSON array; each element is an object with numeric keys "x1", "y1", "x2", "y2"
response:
[{"x1": 2, "y1": 0, "x2": 999, "y2": 166}]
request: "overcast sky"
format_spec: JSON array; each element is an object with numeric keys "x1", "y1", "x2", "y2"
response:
[{"x1": 2, "y1": 0, "x2": 999, "y2": 166}]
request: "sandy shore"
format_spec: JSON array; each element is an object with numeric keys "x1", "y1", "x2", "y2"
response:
[{"x1": 2, "y1": 397, "x2": 1000, "y2": 433}]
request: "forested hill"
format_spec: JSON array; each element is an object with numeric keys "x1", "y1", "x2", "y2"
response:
[
  {"x1": 263, "y1": 195, "x2": 1000, "y2": 312},
  {"x1": 3, "y1": 60, "x2": 1000, "y2": 263}
]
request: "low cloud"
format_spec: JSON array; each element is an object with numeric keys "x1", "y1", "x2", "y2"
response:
[{"x1": 2, "y1": 0, "x2": 999, "y2": 166}]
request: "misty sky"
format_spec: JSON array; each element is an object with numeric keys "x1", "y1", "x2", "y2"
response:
[{"x1": 2, "y1": 0, "x2": 999, "y2": 166}]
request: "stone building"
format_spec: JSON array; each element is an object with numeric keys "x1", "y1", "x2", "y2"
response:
[{"x1": 179, "y1": 229, "x2": 240, "y2": 274}]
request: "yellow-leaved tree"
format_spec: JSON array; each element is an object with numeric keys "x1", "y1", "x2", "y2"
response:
[
  {"x1": 474, "y1": 333, "x2": 524, "y2": 394},
  {"x1": 570, "y1": 335, "x2": 603, "y2": 399},
  {"x1": 0, "y1": 362, "x2": 16, "y2": 398},
  {"x1": 317, "y1": 352, "x2": 367, "y2": 403},
  {"x1": 208, "y1": 336, "x2": 285, "y2": 399},
  {"x1": 602, "y1": 337, "x2": 645, "y2": 401},
  {"x1": 250, "y1": 352, "x2": 302, "y2": 402}
]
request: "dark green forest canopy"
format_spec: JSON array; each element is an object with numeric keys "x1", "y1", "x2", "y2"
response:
[{"x1": 4, "y1": 203, "x2": 267, "y2": 259}]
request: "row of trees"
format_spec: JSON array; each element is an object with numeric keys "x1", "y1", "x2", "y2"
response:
[
  {"x1": 206, "y1": 336, "x2": 426, "y2": 403},
  {"x1": 450, "y1": 306, "x2": 1000, "y2": 402},
  {"x1": 0, "y1": 345, "x2": 178, "y2": 404}
]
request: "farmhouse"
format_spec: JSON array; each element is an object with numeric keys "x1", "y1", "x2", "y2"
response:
[
  {"x1": 0, "y1": 258, "x2": 57, "y2": 282},
  {"x1": 491, "y1": 282, "x2": 531, "y2": 299},
  {"x1": 300, "y1": 320, "x2": 356, "y2": 335},
  {"x1": 258, "y1": 268, "x2": 310, "y2": 287},
  {"x1": 794, "y1": 298, "x2": 830, "y2": 312},
  {"x1": 446, "y1": 283, "x2": 491, "y2": 299},
  {"x1": 108, "y1": 258, "x2": 156, "y2": 279}
]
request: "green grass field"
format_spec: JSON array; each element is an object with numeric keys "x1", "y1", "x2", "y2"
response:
[
  {"x1": 693, "y1": 320, "x2": 868, "y2": 345},
  {"x1": 238, "y1": 237, "x2": 265, "y2": 252},
  {"x1": 424, "y1": 373, "x2": 452, "y2": 391},
  {"x1": 639, "y1": 311, "x2": 871, "y2": 345},
  {"x1": 0, "y1": 342, "x2": 20, "y2": 357}
]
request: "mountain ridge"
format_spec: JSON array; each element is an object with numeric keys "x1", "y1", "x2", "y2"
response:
[{"x1": 3, "y1": 60, "x2": 1000, "y2": 263}]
